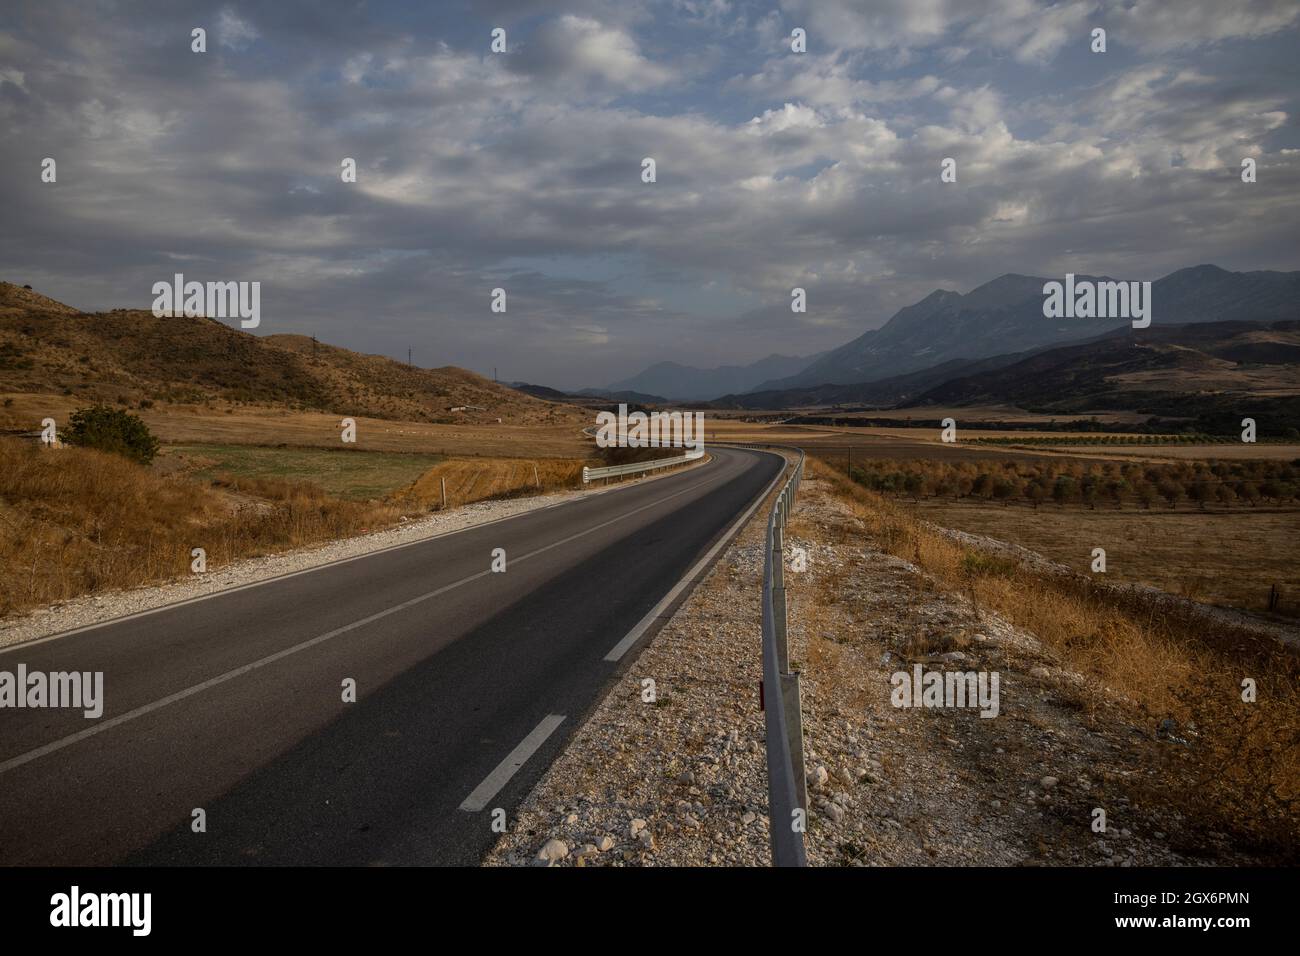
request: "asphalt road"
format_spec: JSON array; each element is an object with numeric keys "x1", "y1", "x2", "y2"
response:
[{"x1": 0, "y1": 446, "x2": 783, "y2": 866}]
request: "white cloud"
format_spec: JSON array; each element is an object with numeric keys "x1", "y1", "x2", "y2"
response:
[
  {"x1": 1108, "y1": 0, "x2": 1300, "y2": 52},
  {"x1": 512, "y1": 15, "x2": 674, "y2": 90},
  {"x1": 216, "y1": 8, "x2": 260, "y2": 51}
]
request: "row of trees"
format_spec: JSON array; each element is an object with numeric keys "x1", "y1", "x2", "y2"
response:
[
  {"x1": 838, "y1": 457, "x2": 1300, "y2": 509},
  {"x1": 974, "y1": 431, "x2": 1300, "y2": 446}
]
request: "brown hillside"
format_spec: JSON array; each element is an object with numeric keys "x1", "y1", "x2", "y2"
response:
[{"x1": 0, "y1": 282, "x2": 584, "y2": 426}]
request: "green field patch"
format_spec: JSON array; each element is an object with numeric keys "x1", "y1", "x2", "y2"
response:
[{"x1": 159, "y1": 443, "x2": 444, "y2": 500}]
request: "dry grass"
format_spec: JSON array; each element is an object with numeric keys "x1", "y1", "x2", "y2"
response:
[
  {"x1": 397, "y1": 457, "x2": 588, "y2": 509},
  {"x1": 393, "y1": 448, "x2": 696, "y2": 509},
  {"x1": 914, "y1": 499, "x2": 1300, "y2": 616},
  {"x1": 808, "y1": 456, "x2": 1300, "y2": 856},
  {"x1": 0, "y1": 437, "x2": 401, "y2": 617}
]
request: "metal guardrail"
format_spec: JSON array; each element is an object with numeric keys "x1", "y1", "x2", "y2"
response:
[
  {"x1": 582, "y1": 449, "x2": 704, "y2": 483},
  {"x1": 761, "y1": 449, "x2": 808, "y2": 866}
]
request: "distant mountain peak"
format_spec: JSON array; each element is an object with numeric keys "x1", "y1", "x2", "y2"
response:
[
  {"x1": 763, "y1": 264, "x2": 1300, "y2": 392},
  {"x1": 599, "y1": 351, "x2": 818, "y2": 401}
]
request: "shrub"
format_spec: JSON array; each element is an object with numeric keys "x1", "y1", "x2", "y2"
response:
[
  {"x1": 63, "y1": 404, "x2": 160, "y2": 464},
  {"x1": 961, "y1": 551, "x2": 1019, "y2": 578}
]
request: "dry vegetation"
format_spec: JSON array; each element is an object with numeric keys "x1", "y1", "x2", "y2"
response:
[
  {"x1": 0, "y1": 429, "x2": 683, "y2": 617},
  {"x1": 396, "y1": 457, "x2": 587, "y2": 509},
  {"x1": 807, "y1": 457, "x2": 1299, "y2": 856},
  {"x1": 0, "y1": 436, "x2": 401, "y2": 617},
  {"x1": 835, "y1": 455, "x2": 1300, "y2": 510},
  {"x1": 914, "y1": 501, "x2": 1299, "y2": 617},
  {"x1": 818, "y1": 452, "x2": 1300, "y2": 616},
  {"x1": 392, "y1": 444, "x2": 694, "y2": 509}
]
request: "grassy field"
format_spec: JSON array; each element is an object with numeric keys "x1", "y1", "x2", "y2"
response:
[
  {"x1": 914, "y1": 499, "x2": 1300, "y2": 617},
  {"x1": 159, "y1": 443, "x2": 445, "y2": 500}
]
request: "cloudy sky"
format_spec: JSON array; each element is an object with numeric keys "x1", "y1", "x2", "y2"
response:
[{"x1": 2, "y1": 0, "x2": 1298, "y2": 388}]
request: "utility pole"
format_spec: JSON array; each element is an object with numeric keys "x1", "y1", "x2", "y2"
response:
[{"x1": 408, "y1": 348, "x2": 412, "y2": 367}]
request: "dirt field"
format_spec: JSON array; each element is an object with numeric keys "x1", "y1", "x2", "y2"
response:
[{"x1": 913, "y1": 498, "x2": 1299, "y2": 617}]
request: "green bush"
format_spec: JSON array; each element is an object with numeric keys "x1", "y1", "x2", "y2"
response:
[{"x1": 63, "y1": 404, "x2": 160, "y2": 464}]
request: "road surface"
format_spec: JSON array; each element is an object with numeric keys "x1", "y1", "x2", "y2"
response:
[{"x1": 0, "y1": 446, "x2": 782, "y2": 865}]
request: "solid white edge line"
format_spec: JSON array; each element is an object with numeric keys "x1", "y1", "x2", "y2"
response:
[
  {"x1": 0, "y1": 448, "x2": 717, "y2": 656},
  {"x1": 603, "y1": 447, "x2": 789, "y2": 662},
  {"x1": 459, "y1": 714, "x2": 566, "y2": 812}
]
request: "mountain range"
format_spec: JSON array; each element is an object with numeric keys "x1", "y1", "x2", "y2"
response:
[
  {"x1": 757, "y1": 265, "x2": 1300, "y2": 393},
  {"x1": 608, "y1": 265, "x2": 1300, "y2": 406},
  {"x1": 711, "y1": 318, "x2": 1300, "y2": 433},
  {"x1": 910, "y1": 319, "x2": 1300, "y2": 432}
]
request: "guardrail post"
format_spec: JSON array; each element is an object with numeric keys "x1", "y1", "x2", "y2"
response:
[{"x1": 780, "y1": 671, "x2": 807, "y2": 813}]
